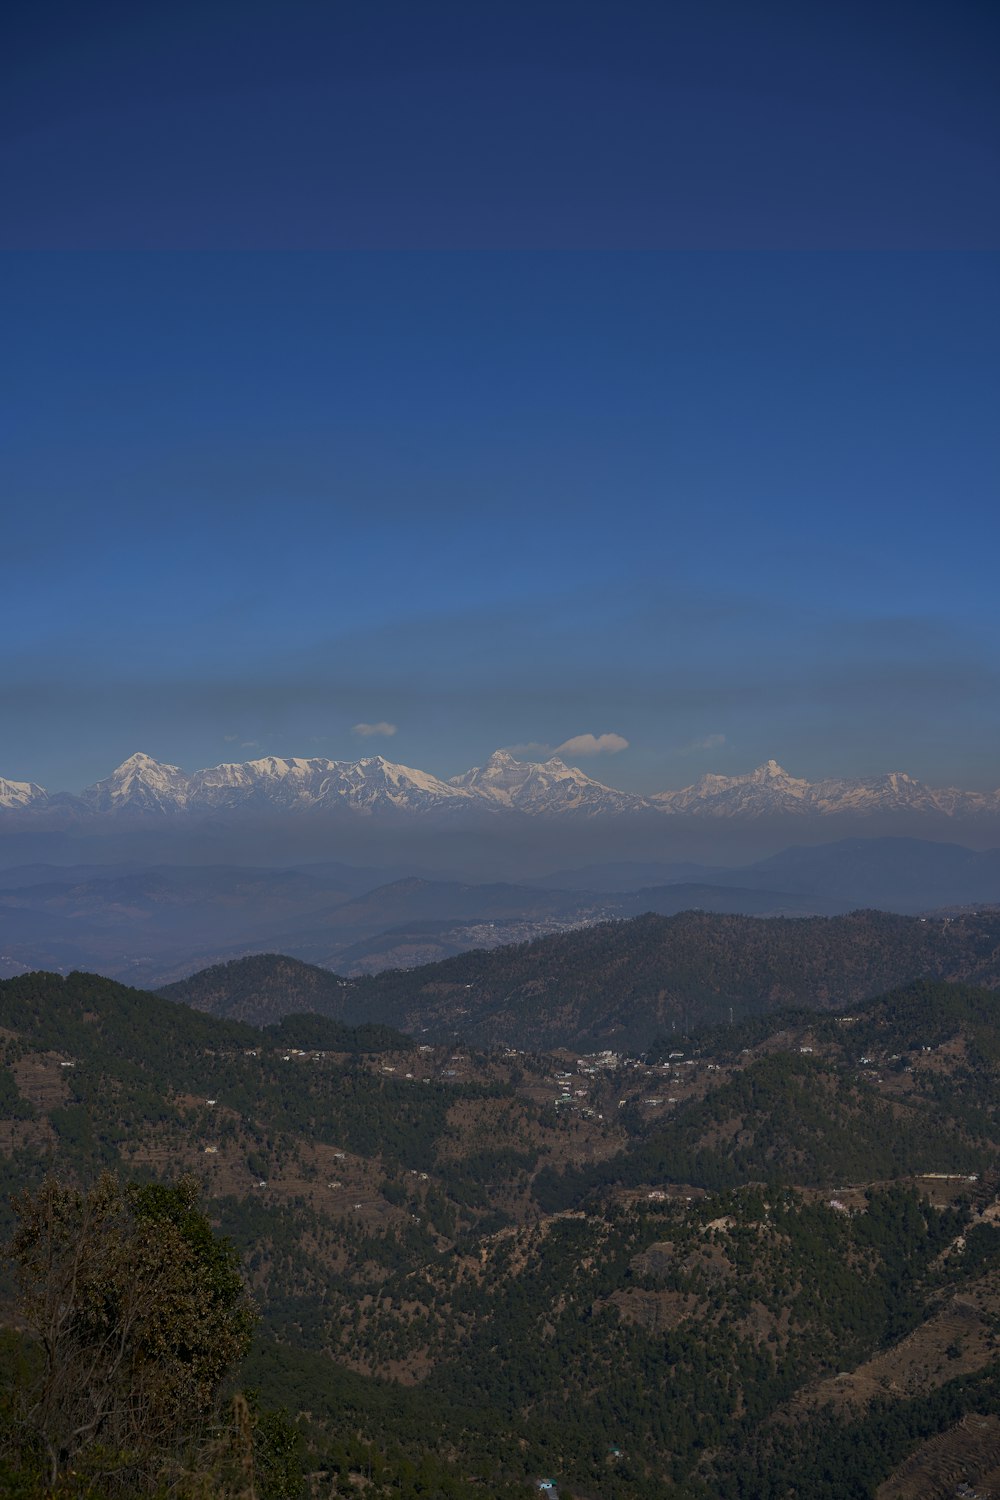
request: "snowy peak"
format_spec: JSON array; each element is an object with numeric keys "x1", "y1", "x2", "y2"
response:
[
  {"x1": 0, "y1": 775, "x2": 48, "y2": 810},
  {"x1": 751, "y1": 759, "x2": 795, "y2": 781},
  {"x1": 81, "y1": 753, "x2": 191, "y2": 815},
  {"x1": 116, "y1": 752, "x2": 167, "y2": 772},
  {"x1": 183, "y1": 753, "x2": 474, "y2": 815},
  {"x1": 320, "y1": 756, "x2": 475, "y2": 814},
  {"x1": 454, "y1": 750, "x2": 652, "y2": 816},
  {"x1": 654, "y1": 762, "x2": 997, "y2": 819},
  {"x1": 2, "y1": 752, "x2": 998, "y2": 823},
  {"x1": 655, "y1": 761, "x2": 811, "y2": 817},
  {"x1": 186, "y1": 756, "x2": 342, "y2": 810},
  {"x1": 451, "y1": 751, "x2": 535, "y2": 800}
]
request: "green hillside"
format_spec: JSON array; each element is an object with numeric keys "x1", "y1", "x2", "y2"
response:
[
  {"x1": 162, "y1": 908, "x2": 1000, "y2": 1051},
  {"x1": 3, "y1": 967, "x2": 1000, "y2": 1497},
  {"x1": 158, "y1": 952, "x2": 359, "y2": 1025}
]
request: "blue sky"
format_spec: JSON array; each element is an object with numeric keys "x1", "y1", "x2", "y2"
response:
[{"x1": 2, "y1": 3, "x2": 998, "y2": 794}]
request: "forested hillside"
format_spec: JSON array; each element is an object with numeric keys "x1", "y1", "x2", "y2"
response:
[
  {"x1": 3, "y1": 967, "x2": 1000, "y2": 1495},
  {"x1": 162, "y1": 908, "x2": 1000, "y2": 1051},
  {"x1": 158, "y1": 952, "x2": 364, "y2": 1027}
]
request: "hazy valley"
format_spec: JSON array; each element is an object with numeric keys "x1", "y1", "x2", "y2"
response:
[{"x1": 2, "y1": 833, "x2": 1000, "y2": 990}]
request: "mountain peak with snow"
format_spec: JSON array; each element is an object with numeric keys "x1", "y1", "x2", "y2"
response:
[
  {"x1": 0, "y1": 775, "x2": 49, "y2": 810},
  {"x1": 653, "y1": 761, "x2": 997, "y2": 819},
  {"x1": 453, "y1": 750, "x2": 652, "y2": 816},
  {"x1": 82, "y1": 752, "x2": 191, "y2": 815},
  {"x1": 0, "y1": 750, "x2": 997, "y2": 825},
  {"x1": 754, "y1": 759, "x2": 791, "y2": 779},
  {"x1": 115, "y1": 751, "x2": 169, "y2": 770}
]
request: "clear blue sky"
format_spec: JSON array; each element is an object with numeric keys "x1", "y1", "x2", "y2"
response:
[{"x1": 2, "y1": 2, "x2": 998, "y2": 794}]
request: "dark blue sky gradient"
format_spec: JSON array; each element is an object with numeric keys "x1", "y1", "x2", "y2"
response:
[
  {"x1": 5, "y1": 0, "x2": 999, "y2": 249},
  {"x1": 2, "y1": 4, "x2": 998, "y2": 793}
]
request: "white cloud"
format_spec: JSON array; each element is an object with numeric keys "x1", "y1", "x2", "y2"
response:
[
  {"x1": 554, "y1": 732, "x2": 629, "y2": 757},
  {"x1": 352, "y1": 721, "x2": 398, "y2": 738}
]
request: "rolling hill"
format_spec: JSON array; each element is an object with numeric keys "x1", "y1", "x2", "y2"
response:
[{"x1": 160, "y1": 907, "x2": 1000, "y2": 1051}]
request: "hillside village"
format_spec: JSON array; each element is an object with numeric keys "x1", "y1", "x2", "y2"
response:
[{"x1": 4, "y1": 966, "x2": 1000, "y2": 1498}]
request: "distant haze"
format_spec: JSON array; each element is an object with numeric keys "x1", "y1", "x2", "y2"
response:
[{"x1": 2, "y1": 750, "x2": 1000, "y2": 878}]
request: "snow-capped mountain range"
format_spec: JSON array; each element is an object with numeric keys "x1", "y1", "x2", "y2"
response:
[{"x1": 0, "y1": 749, "x2": 998, "y2": 823}]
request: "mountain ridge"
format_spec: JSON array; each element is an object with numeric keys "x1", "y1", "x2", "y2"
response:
[
  {"x1": 157, "y1": 906, "x2": 1000, "y2": 1050},
  {"x1": 3, "y1": 749, "x2": 998, "y2": 823}
]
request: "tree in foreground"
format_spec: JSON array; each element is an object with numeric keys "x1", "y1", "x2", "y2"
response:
[{"x1": 2, "y1": 1172, "x2": 257, "y2": 1496}]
